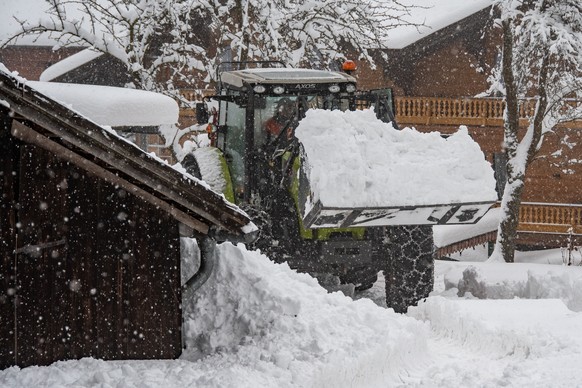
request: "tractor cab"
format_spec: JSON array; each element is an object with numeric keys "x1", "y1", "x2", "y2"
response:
[{"x1": 204, "y1": 63, "x2": 395, "y2": 204}]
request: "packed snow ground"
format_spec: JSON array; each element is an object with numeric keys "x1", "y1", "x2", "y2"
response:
[{"x1": 3, "y1": 241, "x2": 582, "y2": 388}]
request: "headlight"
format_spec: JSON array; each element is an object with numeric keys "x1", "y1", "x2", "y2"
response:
[
  {"x1": 345, "y1": 84, "x2": 356, "y2": 93},
  {"x1": 328, "y1": 85, "x2": 341, "y2": 93},
  {"x1": 253, "y1": 85, "x2": 266, "y2": 93},
  {"x1": 273, "y1": 86, "x2": 285, "y2": 94}
]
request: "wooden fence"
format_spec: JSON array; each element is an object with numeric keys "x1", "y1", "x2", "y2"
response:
[
  {"x1": 519, "y1": 203, "x2": 582, "y2": 235},
  {"x1": 395, "y1": 97, "x2": 582, "y2": 128}
]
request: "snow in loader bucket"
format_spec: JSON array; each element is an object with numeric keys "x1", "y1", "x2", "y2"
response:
[{"x1": 295, "y1": 109, "x2": 498, "y2": 229}]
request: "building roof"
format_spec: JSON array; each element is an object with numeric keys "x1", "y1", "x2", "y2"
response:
[
  {"x1": 39, "y1": 48, "x2": 103, "y2": 81},
  {"x1": 0, "y1": 65, "x2": 257, "y2": 243},
  {"x1": 383, "y1": 0, "x2": 495, "y2": 49}
]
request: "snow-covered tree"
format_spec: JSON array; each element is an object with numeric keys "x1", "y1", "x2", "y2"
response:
[
  {"x1": 1, "y1": 0, "x2": 212, "y2": 105},
  {"x1": 1, "y1": 0, "x2": 419, "y2": 103},
  {"x1": 206, "y1": 0, "x2": 418, "y2": 75},
  {"x1": 488, "y1": 0, "x2": 582, "y2": 263}
]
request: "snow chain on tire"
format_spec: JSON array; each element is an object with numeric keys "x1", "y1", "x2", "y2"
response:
[{"x1": 385, "y1": 225, "x2": 435, "y2": 313}]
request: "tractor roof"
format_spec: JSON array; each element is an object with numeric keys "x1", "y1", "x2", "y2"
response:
[{"x1": 220, "y1": 68, "x2": 356, "y2": 88}]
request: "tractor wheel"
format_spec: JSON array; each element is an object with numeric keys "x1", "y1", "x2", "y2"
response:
[{"x1": 385, "y1": 225, "x2": 435, "y2": 313}]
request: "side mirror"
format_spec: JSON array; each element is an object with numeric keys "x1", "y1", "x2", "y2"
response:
[{"x1": 196, "y1": 102, "x2": 209, "y2": 124}]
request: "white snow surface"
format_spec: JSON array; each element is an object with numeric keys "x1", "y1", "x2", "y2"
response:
[
  {"x1": 295, "y1": 109, "x2": 497, "y2": 209},
  {"x1": 384, "y1": 0, "x2": 494, "y2": 49},
  {"x1": 26, "y1": 81, "x2": 179, "y2": 127},
  {"x1": 39, "y1": 48, "x2": 103, "y2": 82},
  {"x1": 3, "y1": 243, "x2": 582, "y2": 387},
  {"x1": 191, "y1": 147, "x2": 228, "y2": 195}
]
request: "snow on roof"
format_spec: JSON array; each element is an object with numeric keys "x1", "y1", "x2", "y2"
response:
[
  {"x1": 40, "y1": 48, "x2": 103, "y2": 81},
  {"x1": 384, "y1": 0, "x2": 495, "y2": 49},
  {"x1": 26, "y1": 81, "x2": 178, "y2": 127},
  {"x1": 221, "y1": 68, "x2": 356, "y2": 87},
  {"x1": 295, "y1": 108, "x2": 497, "y2": 209}
]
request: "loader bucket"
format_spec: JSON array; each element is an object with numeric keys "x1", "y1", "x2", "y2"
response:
[{"x1": 294, "y1": 108, "x2": 499, "y2": 229}]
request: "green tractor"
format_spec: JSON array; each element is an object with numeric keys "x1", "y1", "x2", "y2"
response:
[{"x1": 185, "y1": 61, "x2": 494, "y2": 312}]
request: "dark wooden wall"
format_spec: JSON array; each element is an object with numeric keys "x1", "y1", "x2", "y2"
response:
[
  {"x1": 0, "y1": 117, "x2": 182, "y2": 368},
  {"x1": 356, "y1": 8, "x2": 497, "y2": 98}
]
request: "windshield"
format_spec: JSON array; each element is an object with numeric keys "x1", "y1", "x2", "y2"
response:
[{"x1": 253, "y1": 95, "x2": 351, "y2": 147}]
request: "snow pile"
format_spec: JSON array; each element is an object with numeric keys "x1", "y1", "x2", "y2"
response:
[
  {"x1": 181, "y1": 242, "x2": 430, "y2": 387},
  {"x1": 26, "y1": 81, "x2": 179, "y2": 127},
  {"x1": 439, "y1": 261, "x2": 582, "y2": 311},
  {"x1": 4, "y1": 249, "x2": 582, "y2": 386},
  {"x1": 295, "y1": 109, "x2": 497, "y2": 209}
]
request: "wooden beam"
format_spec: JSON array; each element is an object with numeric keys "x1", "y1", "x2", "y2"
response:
[{"x1": 11, "y1": 121, "x2": 210, "y2": 235}]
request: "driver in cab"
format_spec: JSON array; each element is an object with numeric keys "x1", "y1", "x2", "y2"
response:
[{"x1": 264, "y1": 98, "x2": 296, "y2": 141}]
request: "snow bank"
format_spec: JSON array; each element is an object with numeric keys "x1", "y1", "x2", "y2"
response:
[
  {"x1": 4, "y1": 248, "x2": 582, "y2": 387},
  {"x1": 26, "y1": 81, "x2": 179, "y2": 127},
  {"x1": 438, "y1": 261, "x2": 582, "y2": 311},
  {"x1": 181, "y1": 242, "x2": 430, "y2": 387},
  {"x1": 295, "y1": 109, "x2": 497, "y2": 209}
]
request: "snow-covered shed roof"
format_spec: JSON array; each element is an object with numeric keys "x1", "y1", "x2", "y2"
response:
[
  {"x1": 0, "y1": 64, "x2": 256, "y2": 242},
  {"x1": 27, "y1": 80, "x2": 178, "y2": 127}
]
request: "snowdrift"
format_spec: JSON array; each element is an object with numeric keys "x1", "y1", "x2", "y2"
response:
[
  {"x1": 294, "y1": 109, "x2": 497, "y2": 228},
  {"x1": 181, "y1": 242, "x2": 430, "y2": 387}
]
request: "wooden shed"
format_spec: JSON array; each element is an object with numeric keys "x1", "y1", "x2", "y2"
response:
[{"x1": 0, "y1": 67, "x2": 256, "y2": 369}]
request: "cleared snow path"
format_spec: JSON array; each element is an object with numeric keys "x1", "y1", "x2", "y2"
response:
[{"x1": 403, "y1": 297, "x2": 582, "y2": 387}]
